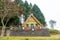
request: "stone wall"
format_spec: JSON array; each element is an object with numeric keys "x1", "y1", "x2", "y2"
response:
[{"x1": 9, "y1": 28, "x2": 50, "y2": 36}]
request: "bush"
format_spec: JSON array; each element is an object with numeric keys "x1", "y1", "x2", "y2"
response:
[
  {"x1": 10, "y1": 26, "x2": 20, "y2": 31},
  {"x1": 0, "y1": 26, "x2": 2, "y2": 29},
  {"x1": 49, "y1": 29, "x2": 59, "y2": 34}
]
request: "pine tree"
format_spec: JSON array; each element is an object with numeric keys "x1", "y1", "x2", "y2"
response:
[
  {"x1": 23, "y1": 1, "x2": 31, "y2": 19},
  {"x1": 18, "y1": 0, "x2": 23, "y2": 4},
  {"x1": 18, "y1": 0, "x2": 46, "y2": 26},
  {"x1": 31, "y1": 4, "x2": 46, "y2": 26}
]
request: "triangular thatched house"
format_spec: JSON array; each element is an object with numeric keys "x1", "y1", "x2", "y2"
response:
[{"x1": 22, "y1": 14, "x2": 42, "y2": 31}]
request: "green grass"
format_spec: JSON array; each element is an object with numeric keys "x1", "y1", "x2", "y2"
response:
[
  {"x1": 0, "y1": 36, "x2": 59, "y2": 40},
  {"x1": 0, "y1": 34, "x2": 60, "y2": 40}
]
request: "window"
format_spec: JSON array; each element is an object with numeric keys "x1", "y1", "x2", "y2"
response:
[
  {"x1": 26, "y1": 24, "x2": 29, "y2": 27},
  {"x1": 36, "y1": 24, "x2": 38, "y2": 26}
]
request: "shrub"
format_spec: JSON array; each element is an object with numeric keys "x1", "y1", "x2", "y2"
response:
[
  {"x1": 0, "y1": 26, "x2": 2, "y2": 29},
  {"x1": 49, "y1": 29, "x2": 59, "y2": 34}
]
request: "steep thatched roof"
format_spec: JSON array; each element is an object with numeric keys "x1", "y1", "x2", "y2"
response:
[{"x1": 23, "y1": 13, "x2": 42, "y2": 26}]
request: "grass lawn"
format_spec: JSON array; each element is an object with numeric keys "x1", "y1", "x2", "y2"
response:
[{"x1": 0, "y1": 34, "x2": 60, "y2": 40}]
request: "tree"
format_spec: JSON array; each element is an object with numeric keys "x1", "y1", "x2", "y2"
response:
[
  {"x1": 18, "y1": 0, "x2": 26, "y2": 15},
  {"x1": 18, "y1": 0, "x2": 46, "y2": 26},
  {"x1": 49, "y1": 20, "x2": 56, "y2": 29},
  {"x1": 0, "y1": 0, "x2": 19, "y2": 36},
  {"x1": 17, "y1": 0, "x2": 23, "y2": 4},
  {"x1": 30, "y1": 3, "x2": 32, "y2": 8},
  {"x1": 23, "y1": 1, "x2": 32, "y2": 20},
  {"x1": 8, "y1": 16, "x2": 21, "y2": 26},
  {"x1": 0, "y1": 0, "x2": 3, "y2": 26},
  {"x1": 24, "y1": 0, "x2": 29, "y2": 15},
  {"x1": 31, "y1": 4, "x2": 46, "y2": 26}
]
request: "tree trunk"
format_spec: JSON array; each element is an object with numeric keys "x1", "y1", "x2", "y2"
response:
[
  {"x1": 1, "y1": 19, "x2": 6, "y2": 37},
  {"x1": 1, "y1": 26, "x2": 6, "y2": 36},
  {"x1": 5, "y1": 18, "x2": 10, "y2": 26}
]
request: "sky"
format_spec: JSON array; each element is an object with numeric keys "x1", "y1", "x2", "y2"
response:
[{"x1": 22, "y1": 0, "x2": 60, "y2": 30}]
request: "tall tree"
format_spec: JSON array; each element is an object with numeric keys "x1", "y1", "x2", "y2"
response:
[
  {"x1": 0, "y1": 0, "x2": 3, "y2": 26},
  {"x1": 0, "y1": 0, "x2": 19, "y2": 36},
  {"x1": 18, "y1": 0, "x2": 26, "y2": 15},
  {"x1": 18, "y1": 0, "x2": 23, "y2": 4},
  {"x1": 49, "y1": 20, "x2": 56, "y2": 29},
  {"x1": 31, "y1": 4, "x2": 46, "y2": 26},
  {"x1": 30, "y1": 3, "x2": 32, "y2": 8},
  {"x1": 23, "y1": 1, "x2": 31, "y2": 19},
  {"x1": 18, "y1": 0, "x2": 46, "y2": 26}
]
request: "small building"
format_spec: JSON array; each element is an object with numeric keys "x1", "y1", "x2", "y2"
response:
[
  {"x1": 22, "y1": 14, "x2": 42, "y2": 31},
  {"x1": 10, "y1": 13, "x2": 50, "y2": 36}
]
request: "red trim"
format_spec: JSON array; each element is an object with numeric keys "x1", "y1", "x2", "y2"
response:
[
  {"x1": 34, "y1": 26, "x2": 40, "y2": 30},
  {"x1": 24, "y1": 26, "x2": 31, "y2": 31}
]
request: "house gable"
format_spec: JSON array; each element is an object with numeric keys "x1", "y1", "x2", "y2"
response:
[{"x1": 23, "y1": 14, "x2": 42, "y2": 27}]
